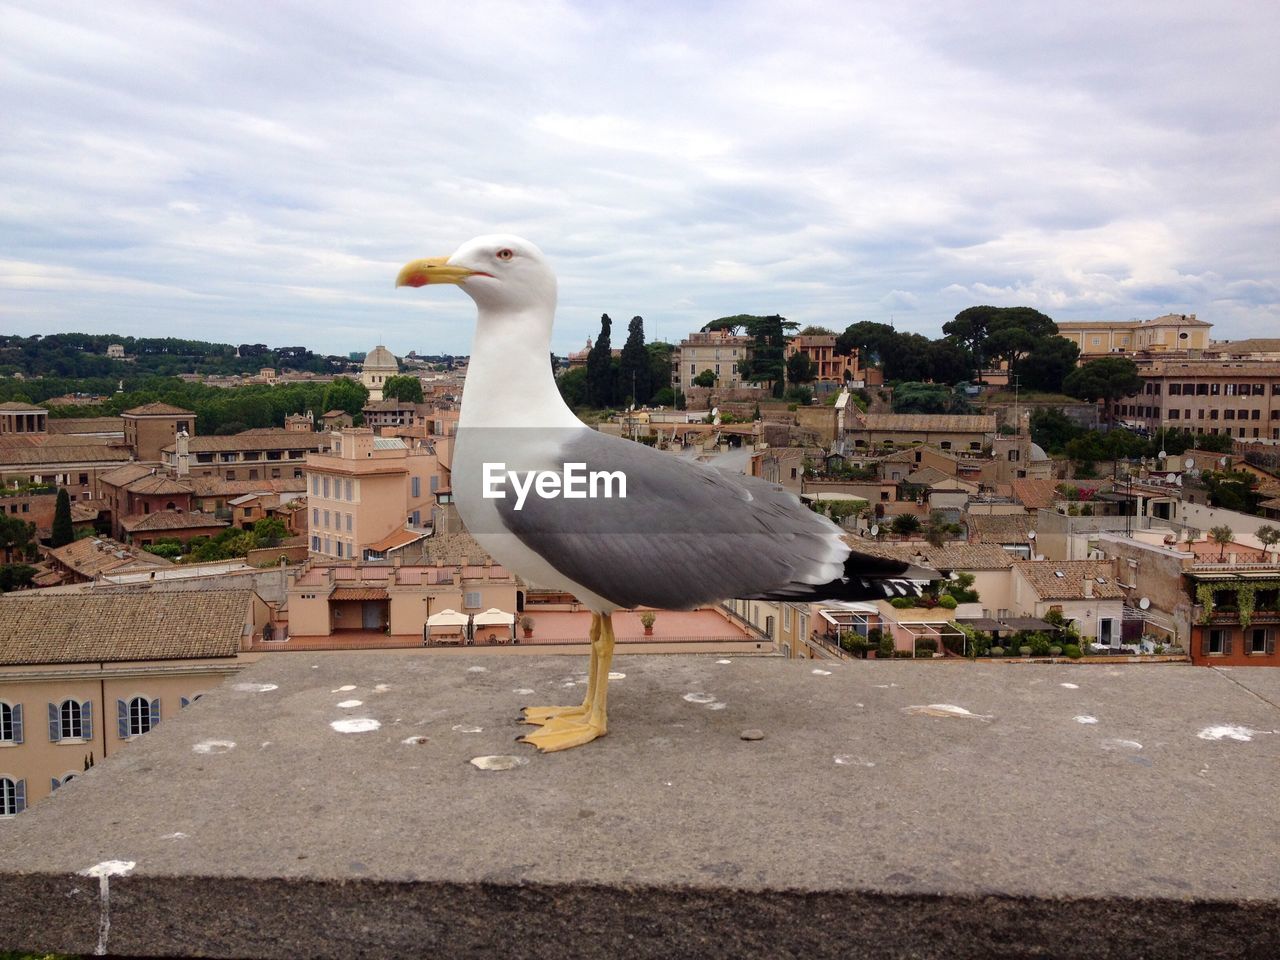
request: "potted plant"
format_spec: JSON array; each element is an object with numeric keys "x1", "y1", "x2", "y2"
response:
[
  {"x1": 640, "y1": 611, "x2": 657, "y2": 635},
  {"x1": 520, "y1": 615, "x2": 535, "y2": 639}
]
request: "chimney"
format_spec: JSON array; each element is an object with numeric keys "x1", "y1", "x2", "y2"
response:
[{"x1": 1083, "y1": 577, "x2": 1094, "y2": 599}]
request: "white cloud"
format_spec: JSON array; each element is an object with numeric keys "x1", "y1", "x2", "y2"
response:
[{"x1": 0, "y1": 0, "x2": 1276, "y2": 354}]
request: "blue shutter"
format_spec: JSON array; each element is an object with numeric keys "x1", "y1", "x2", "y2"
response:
[
  {"x1": 80, "y1": 700, "x2": 93, "y2": 741},
  {"x1": 47, "y1": 702, "x2": 61, "y2": 743},
  {"x1": 117, "y1": 699, "x2": 129, "y2": 739},
  {"x1": 180, "y1": 696, "x2": 190, "y2": 708},
  {"x1": 14, "y1": 779, "x2": 24, "y2": 814},
  {"x1": 10, "y1": 704, "x2": 21, "y2": 744},
  {"x1": 51, "y1": 777, "x2": 61, "y2": 792},
  {"x1": 150, "y1": 698, "x2": 161, "y2": 727}
]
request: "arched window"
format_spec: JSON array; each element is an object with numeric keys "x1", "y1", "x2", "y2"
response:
[
  {"x1": 60, "y1": 699, "x2": 83, "y2": 739},
  {"x1": 128, "y1": 696, "x2": 153, "y2": 736},
  {"x1": 0, "y1": 702, "x2": 17, "y2": 743},
  {"x1": 0, "y1": 777, "x2": 23, "y2": 816}
]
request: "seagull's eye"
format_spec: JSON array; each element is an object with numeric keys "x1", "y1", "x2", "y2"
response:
[{"x1": 495, "y1": 248, "x2": 514, "y2": 261}]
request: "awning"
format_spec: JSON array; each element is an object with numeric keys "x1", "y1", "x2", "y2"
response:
[
  {"x1": 473, "y1": 608, "x2": 514, "y2": 626},
  {"x1": 330, "y1": 587, "x2": 388, "y2": 601},
  {"x1": 427, "y1": 608, "x2": 469, "y2": 627}
]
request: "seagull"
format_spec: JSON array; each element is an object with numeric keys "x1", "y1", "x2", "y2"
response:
[{"x1": 398, "y1": 236, "x2": 932, "y2": 752}]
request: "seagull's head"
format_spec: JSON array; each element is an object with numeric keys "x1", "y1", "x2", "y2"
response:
[{"x1": 396, "y1": 235, "x2": 556, "y2": 318}]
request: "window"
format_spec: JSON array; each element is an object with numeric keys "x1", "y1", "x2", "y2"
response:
[
  {"x1": 411, "y1": 476, "x2": 421, "y2": 498},
  {"x1": 119, "y1": 697, "x2": 159, "y2": 738},
  {"x1": 1196, "y1": 384, "x2": 1209, "y2": 396},
  {"x1": 1210, "y1": 409, "x2": 1219, "y2": 420},
  {"x1": 78, "y1": 473, "x2": 88, "y2": 485},
  {"x1": 1206, "y1": 629, "x2": 1230, "y2": 656},
  {"x1": 345, "y1": 513, "x2": 352, "y2": 532},
  {"x1": 1252, "y1": 410, "x2": 1261, "y2": 420},
  {"x1": 0, "y1": 702, "x2": 21, "y2": 743},
  {"x1": 464, "y1": 591, "x2": 481, "y2": 609},
  {"x1": 312, "y1": 507, "x2": 319, "y2": 527},
  {"x1": 1169, "y1": 409, "x2": 1180, "y2": 420},
  {"x1": 430, "y1": 476, "x2": 439, "y2": 493},
  {"x1": 311, "y1": 535, "x2": 320, "y2": 551},
  {"x1": 50, "y1": 699, "x2": 91, "y2": 741},
  {"x1": 322, "y1": 477, "x2": 330, "y2": 498},
  {"x1": 1168, "y1": 384, "x2": 1181, "y2": 396},
  {"x1": 1225, "y1": 384, "x2": 1236, "y2": 397},
  {"x1": 1008, "y1": 450, "x2": 1020, "y2": 462},
  {"x1": 323, "y1": 509, "x2": 330, "y2": 529},
  {"x1": 1248, "y1": 628, "x2": 1272, "y2": 655},
  {"x1": 783, "y1": 605, "x2": 792, "y2": 631},
  {"x1": 1210, "y1": 383, "x2": 1220, "y2": 396},
  {"x1": 311, "y1": 476, "x2": 319, "y2": 495},
  {"x1": 345, "y1": 479, "x2": 353, "y2": 501},
  {"x1": 0, "y1": 777, "x2": 24, "y2": 817},
  {"x1": 51, "y1": 772, "x2": 78, "y2": 791}
]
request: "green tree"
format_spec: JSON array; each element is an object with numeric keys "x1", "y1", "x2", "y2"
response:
[
  {"x1": 715, "y1": 315, "x2": 796, "y2": 397},
  {"x1": 1019, "y1": 337, "x2": 1081, "y2": 393},
  {"x1": 1030, "y1": 407, "x2": 1084, "y2": 454},
  {"x1": 556, "y1": 366, "x2": 589, "y2": 408},
  {"x1": 942, "y1": 306, "x2": 996, "y2": 381},
  {"x1": 617, "y1": 316, "x2": 651, "y2": 407},
  {"x1": 646, "y1": 341, "x2": 674, "y2": 404},
  {"x1": 0, "y1": 563, "x2": 36, "y2": 592},
  {"x1": 785, "y1": 351, "x2": 816, "y2": 385},
  {"x1": 51, "y1": 488, "x2": 74, "y2": 547},
  {"x1": 1063, "y1": 357, "x2": 1142, "y2": 425},
  {"x1": 924, "y1": 511, "x2": 962, "y2": 547},
  {"x1": 381, "y1": 374, "x2": 423, "y2": 404},
  {"x1": 893, "y1": 382, "x2": 968, "y2": 414},
  {"x1": 692, "y1": 369, "x2": 717, "y2": 388},
  {"x1": 834, "y1": 321, "x2": 896, "y2": 365},
  {"x1": 889, "y1": 513, "x2": 923, "y2": 537},
  {"x1": 0, "y1": 514, "x2": 36, "y2": 561},
  {"x1": 1209, "y1": 525, "x2": 1235, "y2": 560},
  {"x1": 586, "y1": 314, "x2": 615, "y2": 407},
  {"x1": 321, "y1": 377, "x2": 370, "y2": 423}
]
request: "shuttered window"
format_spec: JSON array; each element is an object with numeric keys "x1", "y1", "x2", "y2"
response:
[
  {"x1": 118, "y1": 697, "x2": 160, "y2": 738},
  {"x1": 0, "y1": 702, "x2": 20, "y2": 744},
  {"x1": 0, "y1": 777, "x2": 23, "y2": 816}
]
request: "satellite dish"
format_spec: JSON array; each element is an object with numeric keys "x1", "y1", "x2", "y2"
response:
[
  {"x1": 1139, "y1": 597, "x2": 1150, "y2": 610},
  {"x1": 1175, "y1": 475, "x2": 1183, "y2": 486},
  {"x1": 870, "y1": 524, "x2": 880, "y2": 537},
  {"x1": 1219, "y1": 457, "x2": 1229, "y2": 466},
  {"x1": 1158, "y1": 449, "x2": 1167, "y2": 459},
  {"x1": 1185, "y1": 457, "x2": 1195, "y2": 469},
  {"x1": 1027, "y1": 530, "x2": 1037, "y2": 540}
]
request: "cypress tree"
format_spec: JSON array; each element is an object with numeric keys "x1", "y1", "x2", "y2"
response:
[
  {"x1": 617, "y1": 316, "x2": 651, "y2": 407},
  {"x1": 586, "y1": 314, "x2": 614, "y2": 408},
  {"x1": 51, "y1": 488, "x2": 74, "y2": 547}
]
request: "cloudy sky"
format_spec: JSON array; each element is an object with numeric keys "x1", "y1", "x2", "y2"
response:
[{"x1": 2, "y1": 1, "x2": 1277, "y2": 358}]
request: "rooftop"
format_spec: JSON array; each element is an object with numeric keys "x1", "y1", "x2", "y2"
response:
[
  {"x1": 1012, "y1": 560, "x2": 1126, "y2": 600},
  {"x1": 0, "y1": 589, "x2": 251, "y2": 664},
  {"x1": 2, "y1": 655, "x2": 1276, "y2": 957},
  {"x1": 859, "y1": 413, "x2": 996, "y2": 433},
  {"x1": 120, "y1": 509, "x2": 229, "y2": 533},
  {"x1": 849, "y1": 539, "x2": 1016, "y2": 570},
  {"x1": 163, "y1": 430, "x2": 327, "y2": 454},
  {"x1": 122, "y1": 402, "x2": 195, "y2": 417}
]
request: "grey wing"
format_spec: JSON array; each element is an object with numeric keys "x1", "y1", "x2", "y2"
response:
[{"x1": 493, "y1": 430, "x2": 849, "y2": 609}]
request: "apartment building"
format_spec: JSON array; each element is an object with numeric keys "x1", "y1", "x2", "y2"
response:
[
  {"x1": 1057, "y1": 314, "x2": 1212, "y2": 359},
  {"x1": 783, "y1": 335, "x2": 879, "y2": 388},
  {"x1": 285, "y1": 561, "x2": 517, "y2": 639},
  {"x1": 848, "y1": 413, "x2": 997, "y2": 453},
  {"x1": 673, "y1": 330, "x2": 753, "y2": 393},
  {"x1": 163, "y1": 429, "x2": 326, "y2": 482},
  {"x1": 304, "y1": 429, "x2": 442, "y2": 561},
  {"x1": 0, "y1": 590, "x2": 260, "y2": 816},
  {"x1": 121, "y1": 403, "x2": 194, "y2": 463},
  {"x1": 1126, "y1": 359, "x2": 1280, "y2": 440}
]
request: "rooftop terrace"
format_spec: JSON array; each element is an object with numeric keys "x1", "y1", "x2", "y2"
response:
[{"x1": 2, "y1": 655, "x2": 1278, "y2": 957}]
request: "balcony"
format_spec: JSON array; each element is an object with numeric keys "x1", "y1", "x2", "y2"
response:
[{"x1": 2, "y1": 654, "x2": 1277, "y2": 957}]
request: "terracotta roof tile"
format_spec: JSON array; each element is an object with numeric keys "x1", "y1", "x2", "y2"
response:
[
  {"x1": 967, "y1": 514, "x2": 1032, "y2": 543},
  {"x1": 1010, "y1": 478, "x2": 1059, "y2": 510},
  {"x1": 0, "y1": 590, "x2": 250, "y2": 664},
  {"x1": 123, "y1": 402, "x2": 195, "y2": 416},
  {"x1": 120, "y1": 510, "x2": 228, "y2": 533},
  {"x1": 860, "y1": 414, "x2": 997, "y2": 433},
  {"x1": 842, "y1": 539, "x2": 1015, "y2": 570},
  {"x1": 1012, "y1": 560, "x2": 1125, "y2": 600}
]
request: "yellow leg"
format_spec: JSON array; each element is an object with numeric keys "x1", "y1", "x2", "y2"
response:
[
  {"x1": 520, "y1": 613, "x2": 615, "y2": 752},
  {"x1": 521, "y1": 613, "x2": 599, "y2": 726}
]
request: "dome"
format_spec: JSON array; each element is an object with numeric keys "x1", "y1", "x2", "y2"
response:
[
  {"x1": 362, "y1": 345, "x2": 398, "y2": 371},
  {"x1": 1029, "y1": 442, "x2": 1049, "y2": 462}
]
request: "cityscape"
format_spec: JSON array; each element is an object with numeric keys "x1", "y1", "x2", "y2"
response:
[{"x1": 2, "y1": 2, "x2": 1277, "y2": 957}]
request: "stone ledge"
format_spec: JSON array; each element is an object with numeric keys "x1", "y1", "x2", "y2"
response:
[{"x1": 2, "y1": 654, "x2": 1279, "y2": 958}]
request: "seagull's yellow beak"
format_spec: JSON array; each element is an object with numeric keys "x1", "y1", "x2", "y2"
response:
[{"x1": 395, "y1": 257, "x2": 477, "y2": 288}]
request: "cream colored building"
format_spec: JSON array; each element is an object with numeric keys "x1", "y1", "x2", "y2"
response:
[
  {"x1": 673, "y1": 330, "x2": 753, "y2": 393},
  {"x1": 360, "y1": 345, "x2": 399, "y2": 402},
  {"x1": 1057, "y1": 314, "x2": 1212, "y2": 359},
  {"x1": 304, "y1": 429, "x2": 442, "y2": 561},
  {"x1": 0, "y1": 590, "x2": 261, "y2": 817},
  {"x1": 285, "y1": 561, "x2": 517, "y2": 638},
  {"x1": 1010, "y1": 560, "x2": 1125, "y2": 644}
]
